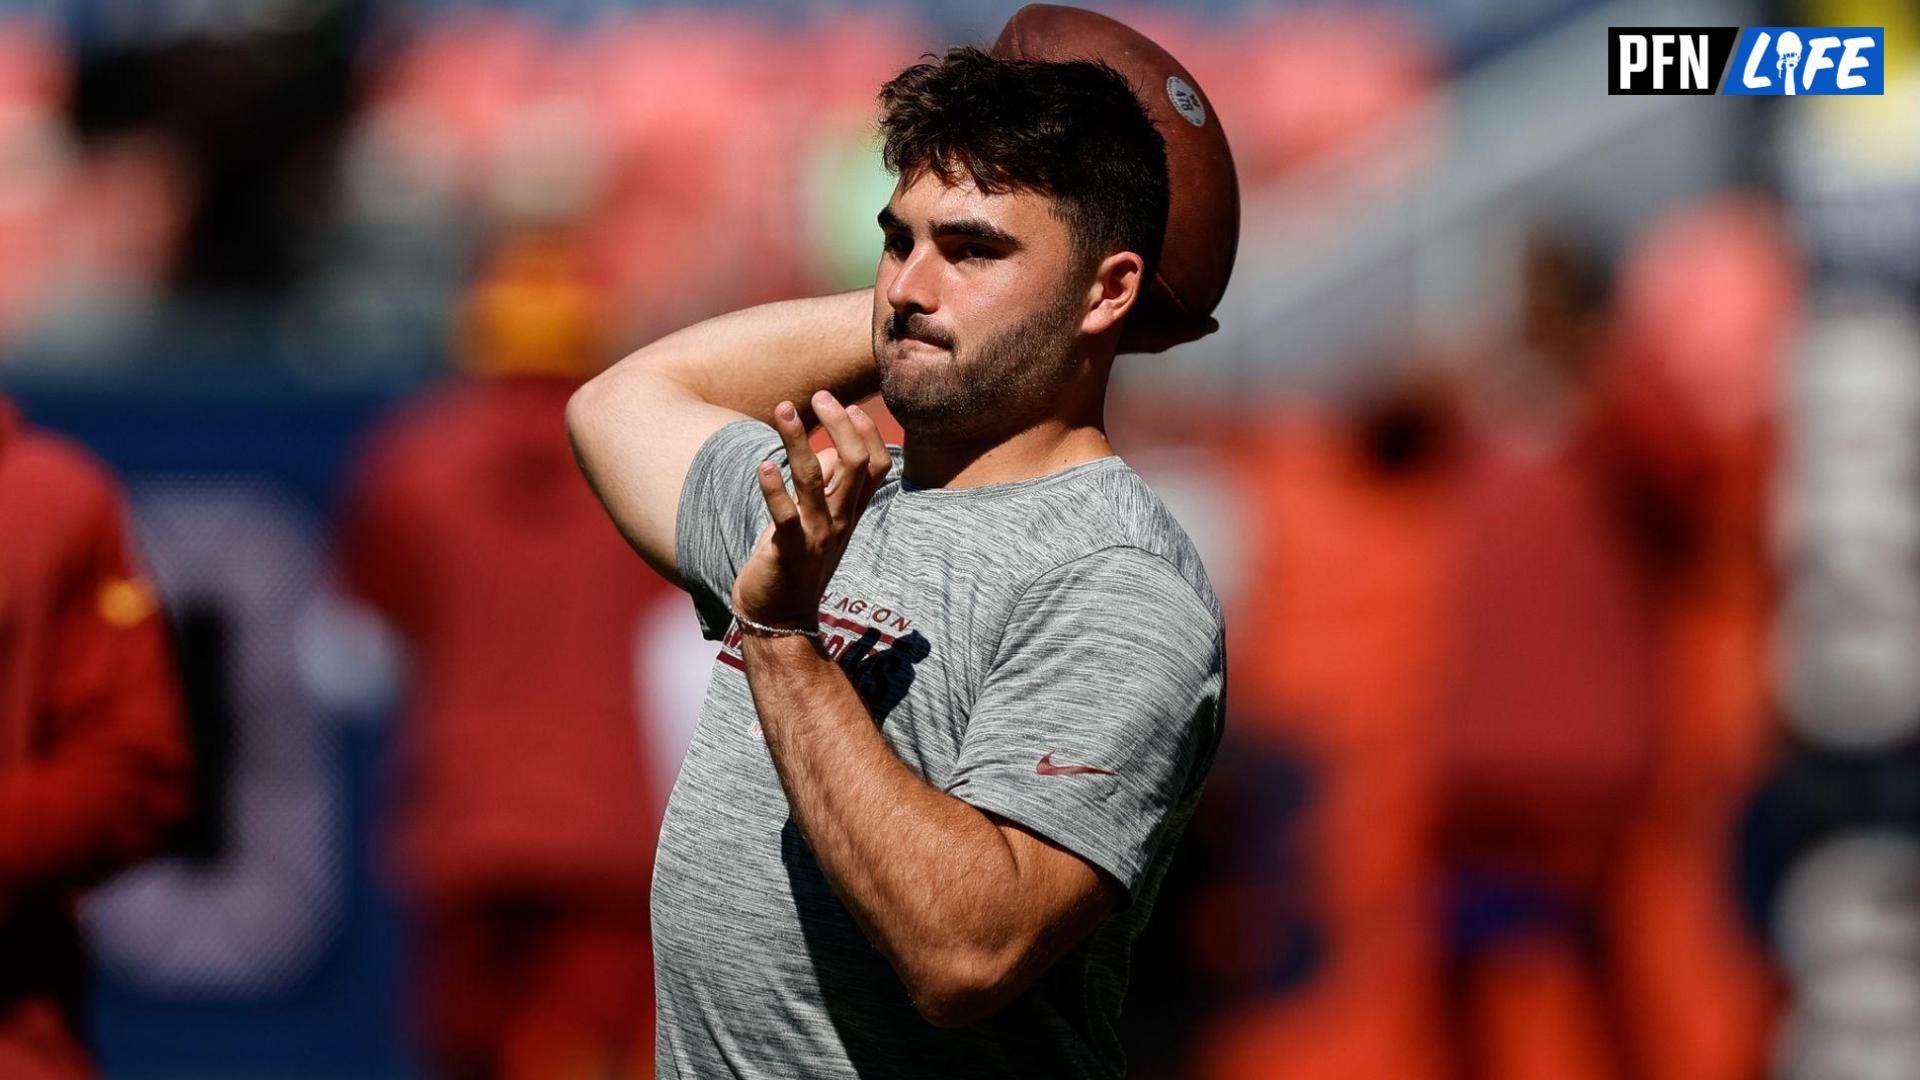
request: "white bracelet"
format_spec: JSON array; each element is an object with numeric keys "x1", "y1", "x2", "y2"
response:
[{"x1": 730, "y1": 605, "x2": 822, "y2": 639}]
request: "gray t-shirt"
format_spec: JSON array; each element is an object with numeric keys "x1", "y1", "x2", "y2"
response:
[{"x1": 655, "y1": 419, "x2": 1226, "y2": 1079}]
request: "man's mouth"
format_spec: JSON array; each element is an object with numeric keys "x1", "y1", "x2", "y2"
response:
[
  {"x1": 889, "y1": 315, "x2": 952, "y2": 351},
  {"x1": 892, "y1": 335, "x2": 949, "y2": 353}
]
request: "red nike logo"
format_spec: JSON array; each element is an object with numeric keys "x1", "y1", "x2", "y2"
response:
[{"x1": 1035, "y1": 753, "x2": 1114, "y2": 777}]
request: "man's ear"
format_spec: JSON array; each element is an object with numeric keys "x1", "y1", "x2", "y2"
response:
[{"x1": 1080, "y1": 251, "x2": 1146, "y2": 338}]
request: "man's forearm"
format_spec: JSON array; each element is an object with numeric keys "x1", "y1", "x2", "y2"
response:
[
  {"x1": 601, "y1": 288, "x2": 879, "y2": 424},
  {"x1": 567, "y1": 289, "x2": 881, "y2": 581},
  {"x1": 739, "y1": 634, "x2": 1029, "y2": 1019}
]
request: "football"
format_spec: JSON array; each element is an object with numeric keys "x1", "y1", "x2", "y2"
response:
[{"x1": 992, "y1": 3, "x2": 1240, "y2": 344}]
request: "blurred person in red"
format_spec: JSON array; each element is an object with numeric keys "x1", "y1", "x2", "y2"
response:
[
  {"x1": 1196, "y1": 199, "x2": 1789, "y2": 1080},
  {"x1": 0, "y1": 397, "x2": 190, "y2": 1080},
  {"x1": 1430, "y1": 207, "x2": 1785, "y2": 1080},
  {"x1": 338, "y1": 229, "x2": 673, "y2": 1079}
]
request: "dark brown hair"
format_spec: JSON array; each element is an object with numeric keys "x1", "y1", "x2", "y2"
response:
[{"x1": 878, "y1": 47, "x2": 1170, "y2": 290}]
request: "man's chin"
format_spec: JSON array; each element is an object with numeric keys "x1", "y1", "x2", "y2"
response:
[{"x1": 877, "y1": 377, "x2": 970, "y2": 433}]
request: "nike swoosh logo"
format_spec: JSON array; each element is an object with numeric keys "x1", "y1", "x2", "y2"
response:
[{"x1": 1035, "y1": 753, "x2": 1114, "y2": 777}]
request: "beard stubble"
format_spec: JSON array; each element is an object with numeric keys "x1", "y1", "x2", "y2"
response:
[{"x1": 873, "y1": 285, "x2": 1085, "y2": 438}]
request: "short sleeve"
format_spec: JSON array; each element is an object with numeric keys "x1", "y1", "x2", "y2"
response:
[
  {"x1": 675, "y1": 419, "x2": 786, "y2": 639},
  {"x1": 944, "y1": 547, "x2": 1225, "y2": 902}
]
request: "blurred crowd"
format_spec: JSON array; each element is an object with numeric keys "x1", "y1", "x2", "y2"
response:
[
  {"x1": 0, "y1": 1, "x2": 1433, "y2": 371},
  {"x1": 2, "y1": 0, "x2": 1918, "y2": 1078}
]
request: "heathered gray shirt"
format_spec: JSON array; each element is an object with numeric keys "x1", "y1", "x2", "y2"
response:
[{"x1": 655, "y1": 418, "x2": 1226, "y2": 1079}]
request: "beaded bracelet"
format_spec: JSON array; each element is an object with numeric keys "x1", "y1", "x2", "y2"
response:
[{"x1": 730, "y1": 605, "x2": 823, "y2": 639}]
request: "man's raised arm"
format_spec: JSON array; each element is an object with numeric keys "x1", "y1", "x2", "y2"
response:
[{"x1": 565, "y1": 289, "x2": 879, "y2": 586}]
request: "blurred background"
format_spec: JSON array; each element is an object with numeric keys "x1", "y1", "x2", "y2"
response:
[{"x1": 0, "y1": 0, "x2": 1913, "y2": 1076}]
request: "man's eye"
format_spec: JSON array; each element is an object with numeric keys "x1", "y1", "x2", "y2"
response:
[
  {"x1": 883, "y1": 235, "x2": 912, "y2": 258},
  {"x1": 957, "y1": 245, "x2": 994, "y2": 261}
]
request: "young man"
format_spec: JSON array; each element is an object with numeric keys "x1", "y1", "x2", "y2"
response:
[{"x1": 569, "y1": 48, "x2": 1226, "y2": 1078}]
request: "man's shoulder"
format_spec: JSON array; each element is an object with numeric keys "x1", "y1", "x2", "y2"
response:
[
  {"x1": 963, "y1": 465, "x2": 1221, "y2": 643},
  {"x1": 861, "y1": 450, "x2": 1220, "y2": 628},
  {"x1": 1038, "y1": 463, "x2": 1220, "y2": 618},
  {"x1": 1032, "y1": 543, "x2": 1222, "y2": 646}
]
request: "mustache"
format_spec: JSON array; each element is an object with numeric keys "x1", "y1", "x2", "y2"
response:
[{"x1": 886, "y1": 312, "x2": 953, "y2": 350}]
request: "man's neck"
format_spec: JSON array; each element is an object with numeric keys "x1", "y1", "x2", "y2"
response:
[{"x1": 901, "y1": 419, "x2": 1115, "y2": 490}]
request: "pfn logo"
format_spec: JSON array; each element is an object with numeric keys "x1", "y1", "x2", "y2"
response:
[
  {"x1": 1610, "y1": 27, "x2": 1739, "y2": 94},
  {"x1": 1608, "y1": 26, "x2": 1883, "y2": 95},
  {"x1": 1723, "y1": 27, "x2": 1882, "y2": 96}
]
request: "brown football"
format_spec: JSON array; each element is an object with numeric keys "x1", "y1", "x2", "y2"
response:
[{"x1": 992, "y1": 4, "x2": 1240, "y2": 343}]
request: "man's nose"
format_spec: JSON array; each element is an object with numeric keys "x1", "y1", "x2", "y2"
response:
[{"x1": 885, "y1": 246, "x2": 939, "y2": 316}]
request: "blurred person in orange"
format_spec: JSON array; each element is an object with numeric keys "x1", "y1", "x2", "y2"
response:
[
  {"x1": 1191, "y1": 375, "x2": 1468, "y2": 1080},
  {"x1": 1196, "y1": 202, "x2": 1788, "y2": 1080},
  {"x1": 338, "y1": 229, "x2": 671, "y2": 1079},
  {"x1": 0, "y1": 397, "x2": 190, "y2": 1080}
]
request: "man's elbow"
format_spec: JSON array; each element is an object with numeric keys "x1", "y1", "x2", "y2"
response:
[
  {"x1": 565, "y1": 356, "x2": 693, "y2": 464},
  {"x1": 910, "y1": 949, "x2": 1023, "y2": 1029},
  {"x1": 564, "y1": 376, "x2": 611, "y2": 465},
  {"x1": 914, "y1": 982, "x2": 1012, "y2": 1030}
]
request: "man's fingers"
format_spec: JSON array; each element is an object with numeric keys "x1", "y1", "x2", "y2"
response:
[
  {"x1": 756, "y1": 461, "x2": 801, "y2": 533},
  {"x1": 809, "y1": 391, "x2": 871, "y2": 515},
  {"x1": 772, "y1": 400, "x2": 828, "y2": 523},
  {"x1": 848, "y1": 403, "x2": 890, "y2": 483},
  {"x1": 816, "y1": 447, "x2": 841, "y2": 494}
]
